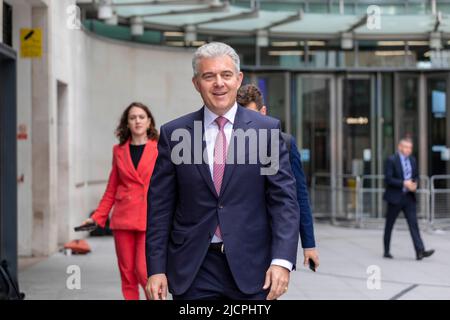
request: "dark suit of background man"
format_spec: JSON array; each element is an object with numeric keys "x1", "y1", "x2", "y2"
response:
[
  {"x1": 383, "y1": 137, "x2": 435, "y2": 261},
  {"x1": 145, "y1": 42, "x2": 300, "y2": 300},
  {"x1": 237, "y1": 84, "x2": 319, "y2": 270}
]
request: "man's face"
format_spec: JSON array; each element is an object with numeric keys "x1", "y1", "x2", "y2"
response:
[
  {"x1": 192, "y1": 55, "x2": 243, "y2": 115},
  {"x1": 398, "y1": 141, "x2": 413, "y2": 157}
]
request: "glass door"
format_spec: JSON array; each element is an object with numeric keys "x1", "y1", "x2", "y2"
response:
[
  {"x1": 426, "y1": 73, "x2": 450, "y2": 220},
  {"x1": 337, "y1": 74, "x2": 376, "y2": 221},
  {"x1": 255, "y1": 73, "x2": 288, "y2": 130},
  {"x1": 294, "y1": 75, "x2": 334, "y2": 219},
  {"x1": 395, "y1": 73, "x2": 420, "y2": 160},
  {"x1": 427, "y1": 73, "x2": 450, "y2": 180}
]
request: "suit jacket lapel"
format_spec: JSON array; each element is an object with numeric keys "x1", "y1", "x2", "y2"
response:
[
  {"x1": 186, "y1": 107, "x2": 219, "y2": 198},
  {"x1": 220, "y1": 105, "x2": 252, "y2": 198},
  {"x1": 122, "y1": 139, "x2": 144, "y2": 184},
  {"x1": 136, "y1": 140, "x2": 158, "y2": 183}
]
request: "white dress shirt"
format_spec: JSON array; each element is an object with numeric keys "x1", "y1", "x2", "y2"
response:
[{"x1": 203, "y1": 103, "x2": 293, "y2": 271}]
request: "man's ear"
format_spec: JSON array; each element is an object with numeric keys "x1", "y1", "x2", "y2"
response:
[
  {"x1": 192, "y1": 76, "x2": 201, "y2": 93},
  {"x1": 237, "y1": 71, "x2": 244, "y2": 86},
  {"x1": 260, "y1": 106, "x2": 267, "y2": 116}
]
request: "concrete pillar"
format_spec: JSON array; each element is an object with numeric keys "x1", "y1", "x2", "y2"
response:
[{"x1": 31, "y1": 4, "x2": 58, "y2": 256}]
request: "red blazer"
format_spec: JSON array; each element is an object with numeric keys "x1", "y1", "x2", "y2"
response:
[{"x1": 92, "y1": 139, "x2": 158, "y2": 231}]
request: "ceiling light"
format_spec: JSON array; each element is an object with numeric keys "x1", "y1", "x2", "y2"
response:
[
  {"x1": 341, "y1": 32, "x2": 353, "y2": 50},
  {"x1": 131, "y1": 16, "x2": 144, "y2": 36},
  {"x1": 256, "y1": 29, "x2": 269, "y2": 47},
  {"x1": 184, "y1": 25, "x2": 197, "y2": 44},
  {"x1": 98, "y1": 0, "x2": 113, "y2": 20}
]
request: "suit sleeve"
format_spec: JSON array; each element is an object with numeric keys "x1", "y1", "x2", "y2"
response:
[
  {"x1": 290, "y1": 137, "x2": 316, "y2": 249},
  {"x1": 385, "y1": 157, "x2": 404, "y2": 189},
  {"x1": 265, "y1": 122, "x2": 300, "y2": 266},
  {"x1": 91, "y1": 147, "x2": 118, "y2": 228},
  {"x1": 146, "y1": 125, "x2": 177, "y2": 277}
]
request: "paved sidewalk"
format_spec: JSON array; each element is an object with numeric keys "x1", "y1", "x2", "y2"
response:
[{"x1": 18, "y1": 223, "x2": 450, "y2": 300}]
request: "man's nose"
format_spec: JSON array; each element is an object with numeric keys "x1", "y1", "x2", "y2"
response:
[{"x1": 214, "y1": 75, "x2": 224, "y2": 87}]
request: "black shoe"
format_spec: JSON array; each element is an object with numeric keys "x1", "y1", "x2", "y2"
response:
[
  {"x1": 383, "y1": 253, "x2": 393, "y2": 259},
  {"x1": 416, "y1": 249, "x2": 435, "y2": 260}
]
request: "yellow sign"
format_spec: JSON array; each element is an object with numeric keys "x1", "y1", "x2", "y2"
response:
[{"x1": 20, "y1": 28, "x2": 42, "y2": 58}]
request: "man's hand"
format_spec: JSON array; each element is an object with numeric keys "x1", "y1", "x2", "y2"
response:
[
  {"x1": 303, "y1": 248, "x2": 319, "y2": 271},
  {"x1": 146, "y1": 274, "x2": 168, "y2": 300},
  {"x1": 404, "y1": 180, "x2": 417, "y2": 192},
  {"x1": 263, "y1": 265, "x2": 290, "y2": 300}
]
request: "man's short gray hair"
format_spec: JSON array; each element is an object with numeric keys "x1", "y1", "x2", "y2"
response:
[
  {"x1": 399, "y1": 136, "x2": 414, "y2": 145},
  {"x1": 192, "y1": 42, "x2": 240, "y2": 77}
]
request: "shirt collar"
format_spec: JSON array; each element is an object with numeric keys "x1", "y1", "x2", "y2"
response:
[
  {"x1": 398, "y1": 152, "x2": 408, "y2": 162},
  {"x1": 204, "y1": 102, "x2": 237, "y2": 127}
]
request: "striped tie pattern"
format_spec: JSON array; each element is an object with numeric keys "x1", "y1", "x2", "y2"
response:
[{"x1": 213, "y1": 116, "x2": 228, "y2": 240}]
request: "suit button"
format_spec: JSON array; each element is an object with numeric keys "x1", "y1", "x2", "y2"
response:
[{"x1": 218, "y1": 205, "x2": 224, "y2": 209}]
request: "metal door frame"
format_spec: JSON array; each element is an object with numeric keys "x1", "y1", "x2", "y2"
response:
[
  {"x1": 294, "y1": 73, "x2": 337, "y2": 218},
  {"x1": 336, "y1": 73, "x2": 376, "y2": 222},
  {"x1": 0, "y1": 42, "x2": 18, "y2": 281}
]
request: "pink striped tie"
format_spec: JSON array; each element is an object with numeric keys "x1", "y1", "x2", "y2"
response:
[{"x1": 213, "y1": 116, "x2": 228, "y2": 240}]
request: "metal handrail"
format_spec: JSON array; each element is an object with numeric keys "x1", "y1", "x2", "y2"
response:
[
  {"x1": 311, "y1": 173, "x2": 434, "y2": 226},
  {"x1": 430, "y1": 175, "x2": 450, "y2": 225}
]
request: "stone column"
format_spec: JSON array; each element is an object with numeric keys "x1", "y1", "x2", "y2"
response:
[{"x1": 31, "y1": 4, "x2": 58, "y2": 256}]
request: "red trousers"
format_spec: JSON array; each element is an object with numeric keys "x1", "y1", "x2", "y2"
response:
[{"x1": 113, "y1": 230, "x2": 148, "y2": 300}]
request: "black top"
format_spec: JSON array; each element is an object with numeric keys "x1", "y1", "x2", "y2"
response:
[{"x1": 129, "y1": 143, "x2": 146, "y2": 170}]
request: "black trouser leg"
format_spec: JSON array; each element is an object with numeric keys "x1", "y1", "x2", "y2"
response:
[
  {"x1": 403, "y1": 196, "x2": 425, "y2": 253},
  {"x1": 384, "y1": 202, "x2": 402, "y2": 254}
]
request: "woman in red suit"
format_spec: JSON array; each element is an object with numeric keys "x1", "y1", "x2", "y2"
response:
[{"x1": 82, "y1": 102, "x2": 158, "y2": 300}]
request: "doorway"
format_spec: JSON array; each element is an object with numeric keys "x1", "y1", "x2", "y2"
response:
[{"x1": 57, "y1": 81, "x2": 70, "y2": 246}]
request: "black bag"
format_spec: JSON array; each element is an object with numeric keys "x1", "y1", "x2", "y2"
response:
[
  {"x1": 88, "y1": 211, "x2": 113, "y2": 237},
  {"x1": 0, "y1": 260, "x2": 25, "y2": 300}
]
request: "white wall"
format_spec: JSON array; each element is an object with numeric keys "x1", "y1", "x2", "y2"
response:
[{"x1": 12, "y1": 0, "x2": 202, "y2": 256}]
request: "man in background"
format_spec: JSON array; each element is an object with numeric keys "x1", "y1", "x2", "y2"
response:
[
  {"x1": 237, "y1": 84, "x2": 319, "y2": 270},
  {"x1": 383, "y1": 137, "x2": 435, "y2": 260}
]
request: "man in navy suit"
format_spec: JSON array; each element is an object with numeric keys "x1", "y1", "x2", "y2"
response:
[
  {"x1": 237, "y1": 84, "x2": 319, "y2": 270},
  {"x1": 383, "y1": 137, "x2": 434, "y2": 260},
  {"x1": 145, "y1": 42, "x2": 300, "y2": 300}
]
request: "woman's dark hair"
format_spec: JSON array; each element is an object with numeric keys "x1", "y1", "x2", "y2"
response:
[{"x1": 115, "y1": 102, "x2": 159, "y2": 145}]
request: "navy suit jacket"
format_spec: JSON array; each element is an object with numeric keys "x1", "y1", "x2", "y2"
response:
[
  {"x1": 288, "y1": 136, "x2": 316, "y2": 249},
  {"x1": 383, "y1": 153, "x2": 418, "y2": 205},
  {"x1": 146, "y1": 105, "x2": 300, "y2": 296}
]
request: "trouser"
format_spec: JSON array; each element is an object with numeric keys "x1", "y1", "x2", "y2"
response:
[
  {"x1": 113, "y1": 230, "x2": 148, "y2": 300},
  {"x1": 383, "y1": 194, "x2": 425, "y2": 255},
  {"x1": 172, "y1": 247, "x2": 269, "y2": 300}
]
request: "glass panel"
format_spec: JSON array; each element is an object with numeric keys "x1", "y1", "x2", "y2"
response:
[
  {"x1": 342, "y1": 78, "x2": 373, "y2": 176},
  {"x1": 382, "y1": 73, "x2": 395, "y2": 161},
  {"x1": 294, "y1": 76, "x2": 331, "y2": 185},
  {"x1": 295, "y1": 75, "x2": 331, "y2": 218},
  {"x1": 397, "y1": 75, "x2": 419, "y2": 160},
  {"x1": 428, "y1": 77, "x2": 449, "y2": 178},
  {"x1": 256, "y1": 73, "x2": 287, "y2": 130},
  {"x1": 427, "y1": 75, "x2": 450, "y2": 219}
]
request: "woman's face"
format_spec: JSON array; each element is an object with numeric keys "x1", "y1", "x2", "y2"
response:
[{"x1": 128, "y1": 106, "x2": 151, "y2": 137}]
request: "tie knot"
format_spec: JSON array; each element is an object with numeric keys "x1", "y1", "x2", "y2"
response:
[{"x1": 215, "y1": 116, "x2": 228, "y2": 130}]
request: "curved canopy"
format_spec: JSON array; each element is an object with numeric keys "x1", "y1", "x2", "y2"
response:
[{"x1": 106, "y1": 0, "x2": 450, "y2": 40}]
